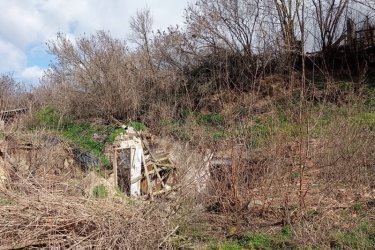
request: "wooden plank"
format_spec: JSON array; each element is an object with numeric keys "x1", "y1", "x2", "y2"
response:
[
  {"x1": 154, "y1": 152, "x2": 169, "y2": 158},
  {"x1": 154, "y1": 163, "x2": 173, "y2": 168},
  {"x1": 131, "y1": 166, "x2": 167, "y2": 184},
  {"x1": 131, "y1": 175, "x2": 143, "y2": 184},
  {"x1": 141, "y1": 137, "x2": 157, "y2": 160},
  {"x1": 155, "y1": 157, "x2": 170, "y2": 163},
  {"x1": 140, "y1": 136, "x2": 167, "y2": 188},
  {"x1": 158, "y1": 173, "x2": 170, "y2": 183},
  {"x1": 113, "y1": 148, "x2": 118, "y2": 187},
  {"x1": 0, "y1": 108, "x2": 28, "y2": 121},
  {"x1": 142, "y1": 153, "x2": 154, "y2": 201},
  {"x1": 152, "y1": 185, "x2": 179, "y2": 196},
  {"x1": 139, "y1": 166, "x2": 169, "y2": 177},
  {"x1": 0, "y1": 107, "x2": 28, "y2": 114},
  {"x1": 153, "y1": 163, "x2": 166, "y2": 189}
]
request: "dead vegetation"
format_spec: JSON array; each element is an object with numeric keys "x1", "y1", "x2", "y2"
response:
[
  {"x1": 1, "y1": 94, "x2": 375, "y2": 249},
  {"x1": 171, "y1": 111, "x2": 375, "y2": 249},
  {"x1": 0, "y1": 129, "x2": 187, "y2": 249},
  {"x1": 1, "y1": 0, "x2": 375, "y2": 249},
  {"x1": 0, "y1": 181, "x2": 182, "y2": 249}
]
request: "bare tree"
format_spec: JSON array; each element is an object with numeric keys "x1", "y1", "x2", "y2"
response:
[
  {"x1": 44, "y1": 31, "x2": 143, "y2": 120},
  {"x1": 183, "y1": 0, "x2": 278, "y2": 94},
  {"x1": 130, "y1": 8, "x2": 155, "y2": 73},
  {"x1": 0, "y1": 74, "x2": 26, "y2": 111},
  {"x1": 311, "y1": 0, "x2": 349, "y2": 52},
  {"x1": 186, "y1": 0, "x2": 262, "y2": 56},
  {"x1": 273, "y1": 0, "x2": 301, "y2": 50}
]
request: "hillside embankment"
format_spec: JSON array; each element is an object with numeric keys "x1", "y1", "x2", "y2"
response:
[{"x1": 1, "y1": 85, "x2": 375, "y2": 249}]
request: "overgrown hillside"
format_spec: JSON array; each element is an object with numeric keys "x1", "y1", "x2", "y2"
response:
[{"x1": 1, "y1": 0, "x2": 375, "y2": 249}]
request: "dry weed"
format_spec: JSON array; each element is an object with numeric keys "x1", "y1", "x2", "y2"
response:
[{"x1": 0, "y1": 130, "x2": 185, "y2": 249}]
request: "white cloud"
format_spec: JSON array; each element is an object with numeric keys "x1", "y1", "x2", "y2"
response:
[
  {"x1": 0, "y1": 0, "x2": 194, "y2": 84},
  {"x1": 0, "y1": 39, "x2": 26, "y2": 72},
  {"x1": 20, "y1": 66, "x2": 44, "y2": 83}
]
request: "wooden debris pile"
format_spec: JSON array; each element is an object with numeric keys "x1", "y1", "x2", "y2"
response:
[
  {"x1": 141, "y1": 135, "x2": 176, "y2": 198},
  {"x1": 112, "y1": 127, "x2": 176, "y2": 199}
]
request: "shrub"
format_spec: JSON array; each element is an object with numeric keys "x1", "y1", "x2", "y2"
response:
[
  {"x1": 107, "y1": 127, "x2": 125, "y2": 143},
  {"x1": 93, "y1": 184, "x2": 108, "y2": 198},
  {"x1": 238, "y1": 233, "x2": 272, "y2": 249},
  {"x1": 31, "y1": 106, "x2": 60, "y2": 129},
  {"x1": 128, "y1": 121, "x2": 146, "y2": 131},
  {"x1": 27, "y1": 107, "x2": 128, "y2": 168},
  {"x1": 197, "y1": 113, "x2": 225, "y2": 125}
]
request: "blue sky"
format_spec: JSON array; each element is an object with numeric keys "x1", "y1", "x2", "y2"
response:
[{"x1": 0, "y1": 0, "x2": 193, "y2": 85}]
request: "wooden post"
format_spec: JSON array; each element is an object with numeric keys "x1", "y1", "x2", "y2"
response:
[
  {"x1": 130, "y1": 146, "x2": 135, "y2": 190},
  {"x1": 142, "y1": 153, "x2": 154, "y2": 201},
  {"x1": 113, "y1": 148, "x2": 118, "y2": 187}
]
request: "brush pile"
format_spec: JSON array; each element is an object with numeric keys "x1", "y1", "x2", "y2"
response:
[
  {"x1": 0, "y1": 188, "x2": 173, "y2": 249},
  {"x1": 0, "y1": 130, "x2": 178, "y2": 249}
]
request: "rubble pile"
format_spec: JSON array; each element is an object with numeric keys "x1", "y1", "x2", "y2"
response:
[{"x1": 112, "y1": 127, "x2": 176, "y2": 199}]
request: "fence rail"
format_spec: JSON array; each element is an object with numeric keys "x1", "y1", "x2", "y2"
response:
[{"x1": 0, "y1": 108, "x2": 28, "y2": 122}]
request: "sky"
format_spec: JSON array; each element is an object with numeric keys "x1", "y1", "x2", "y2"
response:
[{"x1": 0, "y1": 0, "x2": 193, "y2": 85}]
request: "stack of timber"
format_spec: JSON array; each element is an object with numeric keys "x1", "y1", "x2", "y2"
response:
[
  {"x1": 112, "y1": 128, "x2": 176, "y2": 199},
  {"x1": 140, "y1": 134, "x2": 176, "y2": 198}
]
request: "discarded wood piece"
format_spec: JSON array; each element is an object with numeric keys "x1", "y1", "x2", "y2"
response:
[
  {"x1": 112, "y1": 127, "x2": 176, "y2": 199},
  {"x1": 142, "y1": 151, "x2": 154, "y2": 201},
  {"x1": 0, "y1": 108, "x2": 28, "y2": 123}
]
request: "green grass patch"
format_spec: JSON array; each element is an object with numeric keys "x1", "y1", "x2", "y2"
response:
[
  {"x1": 207, "y1": 129, "x2": 229, "y2": 140},
  {"x1": 159, "y1": 118, "x2": 193, "y2": 140},
  {"x1": 365, "y1": 87, "x2": 375, "y2": 109},
  {"x1": 173, "y1": 222, "x2": 215, "y2": 249},
  {"x1": 337, "y1": 81, "x2": 354, "y2": 91},
  {"x1": 106, "y1": 127, "x2": 125, "y2": 144},
  {"x1": 352, "y1": 203, "x2": 363, "y2": 212},
  {"x1": 128, "y1": 121, "x2": 146, "y2": 131},
  {"x1": 180, "y1": 111, "x2": 225, "y2": 126},
  {"x1": 197, "y1": 113, "x2": 225, "y2": 125},
  {"x1": 29, "y1": 107, "x2": 128, "y2": 168},
  {"x1": 330, "y1": 231, "x2": 374, "y2": 249},
  {"x1": 93, "y1": 184, "x2": 108, "y2": 198},
  {"x1": 330, "y1": 219, "x2": 375, "y2": 249},
  {"x1": 353, "y1": 111, "x2": 375, "y2": 129},
  {"x1": 207, "y1": 240, "x2": 242, "y2": 250},
  {"x1": 237, "y1": 232, "x2": 272, "y2": 249},
  {"x1": 0, "y1": 196, "x2": 12, "y2": 205},
  {"x1": 201, "y1": 220, "x2": 375, "y2": 249},
  {"x1": 207, "y1": 226, "x2": 294, "y2": 250},
  {"x1": 30, "y1": 106, "x2": 61, "y2": 129},
  {"x1": 243, "y1": 116, "x2": 275, "y2": 149},
  {"x1": 62, "y1": 122, "x2": 111, "y2": 166},
  {"x1": 184, "y1": 223, "x2": 213, "y2": 241}
]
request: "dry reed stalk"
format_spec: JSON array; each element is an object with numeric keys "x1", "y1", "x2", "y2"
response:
[{"x1": 0, "y1": 180, "x2": 177, "y2": 249}]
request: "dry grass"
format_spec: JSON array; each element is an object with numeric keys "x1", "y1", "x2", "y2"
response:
[
  {"x1": 0, "y1": 130, "x2": 183, "y2": 249},
  {"x1": 0, "y1": 187, "x2": 175, "y2": 249},
  {"x1": 1, "y1": 99, "x2": 375, "y2": 249},
  {"x1": 188, "y1": 105, "x2": 375, "y2": 242}
]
